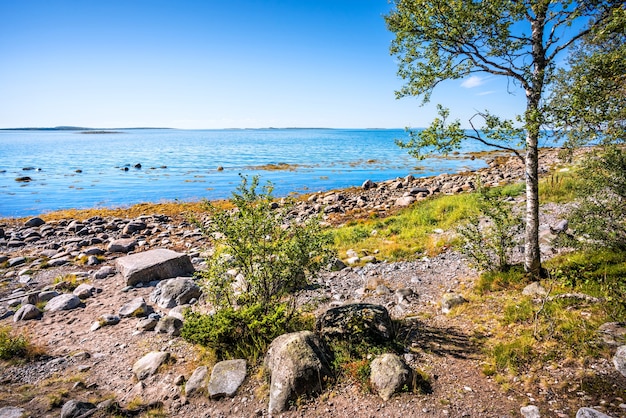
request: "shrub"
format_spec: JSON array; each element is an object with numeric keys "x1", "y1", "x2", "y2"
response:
[
  {"x1": 457, "y1": 184, "x2": 523, "y2": 272},
  {"x1": 0, "y1": 326, "x2": 30, "y2": 360},
  {"x1": 197, "y1": 175, "x2": 334, "y2": 310},
  {"x1": 557, "y1": 146, "x2": 626, "y2": 250}
]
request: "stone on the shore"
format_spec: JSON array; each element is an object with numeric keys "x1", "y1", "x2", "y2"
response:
[
  {"x1": 316, "y1": 303, "x2": 395, "y2": 343},
  {"x1": 0, "y1": 406, "x2": 28, "y2": 418},
  {"x1": 60, "y1": 400, "x2": 96, "y2": 418},
  {"x1": 441, "y1": 293, "x2": 467, "y2": 314},
  {"x1": 115, "y1": 248, "x2": 194, "y2": 286},
  {"x1": 8, "y1": 257, "x2": 26, "y2": 268},
  {"x1": 576, "y1": 407, "x2": 614, "y2": 418},
  {"x1": 118, "y1": 296, "x2": 149, "y2": 318},
  {"x1": 13, "y1": 304, "x2": 41, "y2": 322},
  {"x1": 264, "y1": 331, "x2": 331, "y2": 415},
  {"x1": 394, "y1": 196, "x2": 415, "y2": 207},
  {"x1": 149, "y1": 277, "x2": 201, "y2": 309},
  {"x1": 613, "y1": 345, "x2": 626, "y2": 377},
  {"x1": 185, "y1": 366, "x2": 208, "y2": 398},
  {"x1": 24, "y1": 217, "x2": 45, "y2": 227},
  {"x1": 107, "y1": 238, "x2": 137, "y2": 253},
  {"x1": 44, "y1": 293, "x2": 81, "y2": 312},
  {"x1": 133, "y1": 351, "x2": 169, "y2": 381},
  {"x1": 370, "y1": 353, "x2": 412, "y2": 401},
  {"x1": 208, "y1": 359, "x2": 247, "y2": 399}
]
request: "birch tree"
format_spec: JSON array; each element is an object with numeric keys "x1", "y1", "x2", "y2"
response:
[{"x1": 385, "y1": 0, "x2": 620, "y2": 276}]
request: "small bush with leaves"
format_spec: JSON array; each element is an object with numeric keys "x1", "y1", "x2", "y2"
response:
[
  {"x1": 0, "y1": 326, "x2": 30, "y2": 360},
  {"x1": 557, "y1": 146, "x2": 626, "y2": 250},
  {"x1": 184, "y1": 175, "x2": 333, "y2": 361},
  {"x1": 457, "y1": 184, "x2": 523, "y2": 272}
]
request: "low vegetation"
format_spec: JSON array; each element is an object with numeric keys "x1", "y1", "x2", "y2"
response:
[{"x1": 0, "y1": 325, "x2": 41, "y2": 361}]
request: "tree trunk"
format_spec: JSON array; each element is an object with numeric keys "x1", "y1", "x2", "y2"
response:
[{"x1": 524, "y1": 129, "x2": 541, "y2": 276}]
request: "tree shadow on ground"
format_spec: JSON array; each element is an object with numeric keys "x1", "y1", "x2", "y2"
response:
[{"x1": 397, "y1": 319, "x2": 485, "y2": 360}]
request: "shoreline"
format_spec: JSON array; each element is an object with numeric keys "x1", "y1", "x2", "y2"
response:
[{"x1": 1, "y1": 147, "x2": 575, "y2": 225}]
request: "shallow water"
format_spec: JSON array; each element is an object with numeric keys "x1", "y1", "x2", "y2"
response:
[{"x1": 0, "y1": 128, "x2": 489, "y2": 217}]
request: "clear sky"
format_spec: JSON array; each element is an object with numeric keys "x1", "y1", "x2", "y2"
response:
[{"x1": 0, "y1": 0, "x2": 526, "y2": 129}]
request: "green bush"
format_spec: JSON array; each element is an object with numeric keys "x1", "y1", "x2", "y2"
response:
[
  {"x1": 457, "y1": 184, "x2": 523, "y2": 272},
  {"x1": 557, "y1": 146, "x2": 626, "y2": 250},
  {"x1": 197, "y1": 175, "x2": 334, "y2": 310},
  {"x1": 0, "y1": 326, "x2": 30, "y2": 360}
]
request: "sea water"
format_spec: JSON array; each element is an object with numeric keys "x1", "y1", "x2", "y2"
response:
[{"x1": 0, "y1": 128, "x2": 491, "y2": 218}]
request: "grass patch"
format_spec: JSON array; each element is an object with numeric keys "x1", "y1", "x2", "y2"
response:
[
  {"x1": 539, "y1": 170, "x2": 582, "y2": 203},
  {"x1": 333, "y1": 192, "x2": 480, "y2": 262},
  {"x1": 0, "y1": 326, "x2": 43, "y2": 361}
]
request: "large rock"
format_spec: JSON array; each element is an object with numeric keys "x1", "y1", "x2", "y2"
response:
[
  {"x1": 441, "y1": 293, "x2": 467, "y2": 314},
  {"x1": 44, "y1": 294, "x2": 81, "y2": 312},
  {"x1": 107, "y1": 238, "x2": 137, "y2": 253},
  {"x1": 133, "y1": 351, "x2": 170, "y2": 381},
  {"x1": 0, "y1": 406, "x2": 28, "y2": 418},
  {"x1": 115, "y1": 249, "x2": 195, "y2": 286},
  {"x1": 13, "y1": 304, "x2": 41, "y2": 322},
  {"x1": 576, "y1": 407, "x2": 614, "y2": 418},
  {"x1": 149, "y1": 277, "x2": 201, "y2": 309},
  {"x1": 118, "y1": 297, "x2": 149, "y2": 318},
  {"x1": 24, "y1": 217, "x2": 45, "y2": 227},
  {"x1": 154, "y1": 315, "x2": 183, "y2": 336},
  {"x1": 208, "y1": 359, "x2": 247, "y2": 399},
  {"x1": 60, "y1": 400, "x2": 96, "y2": 418},
  {"x1": 370, "y1": 353, "x2": 412, "y2": 401},
  {"x1": 316, "y1": 303, "x2": 394, "y2": 343},
  {"x1": 521, "y1": 405, "x2": 541, "y2": 418},
  {"x1": 613, "y1": 345, "x2": 626, "y2": 377},
  {"x1": 264, "y1": 331, "x2": 332, "y2": 414},
  {"x1": 185, "y1": 366, "x2": 208, "y2": 398}
]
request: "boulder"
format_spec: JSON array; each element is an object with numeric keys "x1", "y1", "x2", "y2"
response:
[
  {"x1": 154, "y1": 315, "x2": 183, "y2": 336},
  {"x1": 24, "y1": 217, "x2": 45, "y2": 227},
  {"x1": 119, "y1": 297, "x2": 149, "y2": 318},
  {"x1": 394, "y1": 196, "x2": 415, "y2": 207},
  {"x1": 93, "y1": 265, "x2": 116, "y2": 280},
  {"x1": 441, "y1": 293, "x2": 467, "y2": 314},
  {"x1": 115, "y1": 249, "x2": 195, "y2": 286},
  {"x1": 185, "y1": 366, "x2": 209, "y2": 397},
  {"x1": 133, "y1": 351, "x2": 169, "y2": 381},
  {"x1": 523, "y1": 282, "x2": 548, "y2": 297},
  {"x1": 521, "y1": 405, "x2": 541, "y2": 418},
  {"x1": 60, "y1": 400, "x2": 96, "y2": 418},
  {"x1": 613, "y1": 345, "x2": 626, "y2": 377},
  {"x1": 73, "y1": 283, "x2": 96, "y2": 299},
  {"x1": 316, "y1": 303, "x2": 394, "y2": 343},
  {"x1": 44, "y1": 294, "x2": 81, "y2": 312},
  {"x1": 208, "y1": 359, "x2": 247, "y2": 399},
  {"x1": 107, "y1": 238, "x2": 137, "y2": 253},
  {"x1": 0, "y1": 406, "x2": 28, "y2": 418},
  {"x1": 264, "y1": 331, "x2": 332, "y2": 414},
  {"x1": 576, "y1": 407, "x2": 614, "y2": 418},
  {"x1": 370, "y1": 353, "x2": 412, "y2": 401},
  {"x1": 13, "y1": 304, "x2": 41, "y2": 322},
  {"x1": 598, "y1": 322, "x2": 626, "y2": 347},
  {"x1": 149, "y1": 277, "x2": 201, "y2": 309}
]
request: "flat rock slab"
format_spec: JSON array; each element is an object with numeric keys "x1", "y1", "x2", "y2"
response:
[
  {"x1": 115, "y1": 249, "x2": 195, "y2": 286},
  {"x1": 133, "y1": 351, "x2": 170, "y2": 381},
  {"x1": 208, "y1": 359, "x2": 247, "y2": 399}
]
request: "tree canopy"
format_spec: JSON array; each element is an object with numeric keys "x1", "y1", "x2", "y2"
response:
[{"x1": 386, "y1": 0, "x2": 622, "y2": 276}]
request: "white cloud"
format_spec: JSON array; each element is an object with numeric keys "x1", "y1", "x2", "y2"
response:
[
  {"x1": 476, "y1": 90, "x2": 496, "y2": 96},
  {"x1": 461, "y1": 75, "x2": 485, "y2": 88}
]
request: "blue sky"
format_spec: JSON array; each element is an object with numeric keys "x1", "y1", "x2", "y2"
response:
[{"x1": 0, "y1": 0, "x2": 526, "y2": 129}]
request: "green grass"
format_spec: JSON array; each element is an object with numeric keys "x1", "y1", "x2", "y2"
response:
[
  {"x1": 539, "y1": 170, "x2": 582, "y2": 203},
  {"x1": 333, "y1": 192, "x2": 480, "y2": 261}
]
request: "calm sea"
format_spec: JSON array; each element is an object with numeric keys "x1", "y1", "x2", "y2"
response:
[{"x1": 0, "y1": 128, "x2": 490, "y2": 218}]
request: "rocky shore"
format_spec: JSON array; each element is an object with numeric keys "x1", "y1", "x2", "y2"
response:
[{"x1": 1, "y1": 147, "x2": 624, "y2": 418}]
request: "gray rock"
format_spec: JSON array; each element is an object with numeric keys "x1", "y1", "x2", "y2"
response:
[
  {"x1": 316, "y1": 303, "x2": 394, "y2": 343},
  {"x1": 60, "y1": 400, "x2": 96, "y2": 418},
  {"x1": 73, "y1": 283, "x2": 96, "y2": 299},
  {"x1": 521, "y1": 405, "x2": 541, "y2": 418},
  {"x1": 44, "y1": 293, "x2": 81, "y2": 312},
  {"x1": 154, "y1": 315, "x2": 183, "y2": 336},
  {"x1": 115, "y1": 248, "x2": 195, "y2": 286},
  {"x1": 13, "y1": 304, "x2": 41, "y2": 322},
  {"x1": 133, "y1": 351, "x2": 169, "y2": 380},
  {"x1": 106, "y1": 238, "x2": 137, "y2": 253},
  {"x1": 47, "y1": 256, "x2": 70, "y2": 267},
  {"x1": 208, "y1": 359, "x2": 247, "y2": 399},
  {"x1": 136, "y1": 317, "x2": 159, "y2": 331},
  {"x1": 25, "y1": 217, "x2": 45, "y2": 227},
  {"x1": 8, "y1": 257, "x2": 26, "y2": 268},
  {"x1": 362, "y1": 179, "x2": 376, "y2": 190},
  {"x1": 185, "y1": 366, "x2": 208, "y2": 397},
  {"x1": 123, "y1": 220, "x2": 147, "y2": 235},
  {"x1": 523, "y1": 282, "x2": 548, "y2": 297},
  {"x1": 264, "y1": 331, "x2": 332, "y2": 414},
  {"x1": 394, "y1": 196, "x2": 415, "y2": 207},
  {"x1": 149, "y1": 277, "x2": 201, "y2": 309},
  {"x1": 38, "y1": 290, "x2": 60, "y2": 303},
  {"x1": 598, "y1": 322, "x2": 626, "y2": 347},
  {"x1": 576, "y1": 407, "x2": 614, "y2": 418},
  {"x1": 441, "y1": 293, "x2": 467, "y2": 314},
  {"x1": 98, "y1": 313, "x2": 121, "y2": 326},
  {"x1": 118, "y1": 296, "x2": 148, "y2": 318},
  {"x1": 0, "y1": 406, "x2": 28, "y2": 418},
  {"x1": 93, "y1": 265, "x2": 116, "y2": 280},
  {"x1": 370, "y1": 353, "x2": 411, "y2": 401},
  {"x1": 613, "y1": 345, "x2": 626, "y2": 377}
]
